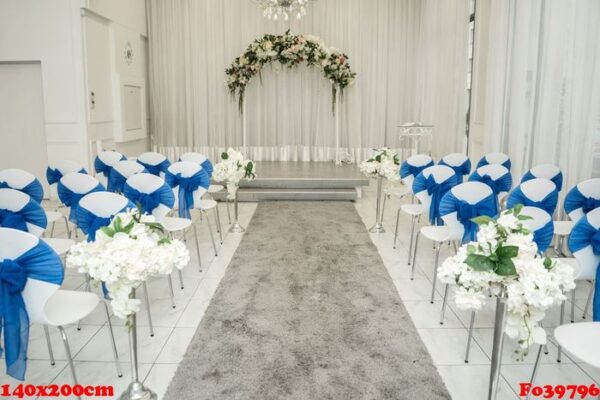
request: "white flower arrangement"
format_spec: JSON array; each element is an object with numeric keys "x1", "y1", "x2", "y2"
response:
[
  {"x1": 359, "y1": 148, "x2": 401, "y2": 182},
  {"x1": 212, "y1": 148, "x2": 257, "y2": 199},
  {"x1": 437, "y1": 205, "x2": 575, "y2": 359},
  {"x1": 66, "y1": 208, "x2": 190, "y2": 319}
]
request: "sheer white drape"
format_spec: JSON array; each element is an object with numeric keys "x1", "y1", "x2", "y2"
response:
[
  {"x1": 480, "y1": 0, "x2": 600, "y2": 189},
  {"x1": 146, "y1": 0, "x2": 470, "y2": 162}
]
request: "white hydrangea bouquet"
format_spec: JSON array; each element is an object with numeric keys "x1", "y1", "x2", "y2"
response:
[
  {"x1": 66, "y1": 208, "x2": 190, "y2": 319},
  {"x1": 213, "y1": 148, "x2": 257, "y2": 199},
  {"x1": 359, "y1": 148, "x2": 401, "y2": 182},
  {"x1": 437, "y1": 205, "x2": 575, "y2": 359}
]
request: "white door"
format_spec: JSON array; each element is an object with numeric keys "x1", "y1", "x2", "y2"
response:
[{"x1": 0, "y1": 62, "x2": 48, "y2": 193}]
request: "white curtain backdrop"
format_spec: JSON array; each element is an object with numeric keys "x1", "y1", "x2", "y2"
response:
[
  {"x1": 481, "y1": 0, "x2": 600, "y2": 189},
  {"x1": 146, "y1": 0, "x2": 470, "y2": 162}
]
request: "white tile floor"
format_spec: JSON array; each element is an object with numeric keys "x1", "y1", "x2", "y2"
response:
[{"x1": 5, "y1": 184, "x2": 599, "y2": 400}]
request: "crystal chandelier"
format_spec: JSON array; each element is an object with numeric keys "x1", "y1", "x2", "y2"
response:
[{"x1": 253, "y1": 0, "x2": 314, "y2": 21}]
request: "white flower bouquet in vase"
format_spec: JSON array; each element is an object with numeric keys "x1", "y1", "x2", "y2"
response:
[
  {"x1": 213, "y1": 148, "x2": 256, "y2": 233},
  {"x1": 359, "y1": 148, "x2": 400, "y2": 233},
  {"x1": 66, "y1": 207, "x2": 190, "y2": 400},
  {"x1": 437, "y1": 205, "x2": 575, "y2": 399}
]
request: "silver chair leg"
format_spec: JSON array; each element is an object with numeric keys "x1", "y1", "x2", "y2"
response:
[
  {"x1": 64, "y1": 217, "x2": 71, "y2": 239},
  {"x1": 381, "y1": 195, "x2": 387, "y2": 222},
  {"x1": 407, "y1": 216, "x2": 416, "y2": 266},
  {"x1": 465, "y1": 311, "x2": 476, "y2": 363},
  {"x1": 192, "y1": 223, "x2": 202, "y2": 272},
  {"x1": 571, "y1": 288, "x2": 576, "y2": 323},
  {"x1": 582, "y1": 284, "x2": 594, "y2": 319},
  {"x1": 558, "y1": 299, "x2": 566, "y2": 362},
  {"x1": 410, "y1": 231, "x2": 421, "y2": 280},
  {"x1": 50, "y1": 221, "x2": 56, "y2": 237},
  {"x1": 430, "y1": 243, "x2": 442, "y2": 304},
  {"x1": 525, "y1": 345, "x2": 544, "y2": 400},
  {"x1": 77, "y1": 274, "x2": 92, "y2": 331},
  {"x1": 102, "y1": 301, "x2": 123, "y2": 377},
  {"x1": 204, "y1": 211, "x2": 218, "y2": 256},
  {"x1": 393, "y1": 209, "x2": 401, "y2": 249},
  {"x1": 214, "y1": 208, "x2": 223, "y2": 244},
  {"x1": 142, "y1": 282, "x2": 155, "y2": 337},
  {"x1": 177, "y1": 269, "x2": 184, "y2": 290},
  {"x1": 167, "y1": 275, "x2": 176, "y2": 309},
  {"x1": 43, "y1": 325, "x2": 55, "y2": 366},
  {"x1": 440, "y1": 284, "x2": 449, "y2": 324},
  {"x1": 225, "y1": 199, "x2": 231, "y2": 224},
  {"x1": 57, "y1": 326, "x2": 78, "y2": 386}
]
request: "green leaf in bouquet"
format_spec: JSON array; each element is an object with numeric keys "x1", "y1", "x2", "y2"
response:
[
  {"x1": 221, "y1": 152, "x2": 229, "y2": 160},
  {"x1": 375, "y1": 154, "x2": 381, "y2": 162},
  {"x1": 123, "y1": 219, "x2": 135, "y2": 234},
  {"x1": 471, "y1": 215, "x2": 493, "y2": 225},
  {"x1": 517, "y1": 214, "x2": 533, "y2": 221},
  {"x1": 465, "y1": 254, "x2": 495, "y2": 271},
  {"x1": 466, "y1": 244, "x2": 477, "y2": 255},
  {"x1": 495, "y1": 257, "x2": 517, "y2": 276},
  {"x1": 113, "y1": 216, "x2": 122, "y2": 232},
  {"x1": 144, "y1": 222, "x2": 166, "y2": 234},
  {"x1": 158, "y1": 237, "x2": 171, "y2": 245},
  {"x1": 100, "y1": 226, "x2": 115, "y2": 238},
  {"x1": 512, "y1": 203, "x2": 524, "y2": 215},
  {"x1": 543, "y1": 257, "x2": 553, "y2": 270},
  {"x1": 497, "y1": 245, "x2": 519, "y2": 259}
]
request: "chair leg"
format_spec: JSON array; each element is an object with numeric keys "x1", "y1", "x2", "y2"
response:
[
  {"x1": 214, "y1": 208, "x2": 223, "y2": 244},
  {"x1": 525, "y1": 345, "x2": 544, "y2": 400},
  {"x1": 204, "y1": 211, "x2": 218, "y2": 256},
  {"x1": 177, "y1": 269, "x2": 184, "y2": 290},
  {"x1": 102, "y1": 301, "x2": 123, "y2": 377},
  {"x1": 50, "y1": 221, "x2": 56, "y2": 237},
  {"x1": 192, "y1": 224, "x2": 202, "y2": 272},
  {"x1": 582, "y1": 284, "x2": 594, "y2": 319},
  {"x1": 393, "y1": 209, "x2": 401, "y2": 249},
  {"x1": 77, "y1": 275, "x2": 92, "y2": 331},
  {"x1": 571, "y1": 288, "x2": 576, "y2": 323},
  {"x1": 43, "y1": 325, "x2": 55, "y2": 366},
  {"x1": 440, "y1": 284, "x2": 449, "y2": 324},
  {"x1": 64, "y1": 216, "x2": 71, "y2": 239},
  {"x1": 225, "y1": 199, "x2": 231, "y2": 224},
  {"x1": 167, "y1": 275, "x2": 176, "y2": 309},
  {"x1": 407, "y1": 216, "x2": 416, "y2": 266},
  {"x1": 430, "y1": 243, "x2": 442, "y2": 304},
  {"x1": 381, "y1": 195, "x2": 387, "y2": 222},
  {"x1": 464, "y1": 311, "x2": 476, "y2": 363},
  {"x1": 557, "y1": 299, "x2": 565, "y2": 362},
  {"x1": 142, "y1": 282, "x2": 155, "y2": 337},
  {"x1": 410, "y1": 231, "x2": 421, "y2": 280},
  {"x1": 57, "y1": 326, "x2": 78, "y2": 386}
]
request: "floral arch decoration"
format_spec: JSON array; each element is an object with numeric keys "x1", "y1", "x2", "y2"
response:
[{"x1": 225, "y1": 30, "x2": 356, "y2": 113}]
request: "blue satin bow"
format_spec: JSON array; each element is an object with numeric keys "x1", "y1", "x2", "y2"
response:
[
  {"x1": 569, "y1": 218, "x2": 600, "y2": 321},
  {"x1": 440, "y1": 192, "x2": 497, "y2": 244},
  {"x1": 165, "y1": 170, "x2": 210, "y2": 219},
  {"x1": 0, "y1": 200, "x2": 47, "y2": 233},
  {"x1": 439, "y1": 159, "x2": 471, "y2": 183},
  {"x1": 94, "y1": 154, "x2": 126, "y2": 178},
  {"x1": 507, "y1": 187, "x2": 558, "y2": 216},
  {"x1": 414, "y1": 174, "x2": 456, "y2": 225},
  {"x1": 201, "y1": 159, "x2": 213, "y2": 177},
  {"x1": 138, "y1": 159, "x2": 171, "y2": 177},
  {"x1": 46, "y1": 167, "x2": 87, "y2": 186},
  {"x1": 522, "y1": 170, "x2": 564, "y2": 192},
  {"x1": 565, "y1": 187, "x2": 600, "y2": 216},
  {"x1": 123, "y1": 184, "x2": 175, "y2": 215},
  {"x1": 0, "y1": 180, "x2": 44, "y2": 204},
  {"x1": 532, "y1": 219, "x2": 554, "y2": 253},
  {"x1": 0, "y1": 240, "x2": 64, "y2": 380},
  {"x1": 400, "y1": 160, "x2": 434, "y2": 179}
]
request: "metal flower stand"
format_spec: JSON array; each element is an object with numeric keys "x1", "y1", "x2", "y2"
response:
[
  {"x1": 369, "y1": 176, "x2": 385, "y2": 233},
  {"x1": 119, "y1": 288, "x2": 157, "y2": 400},
  {"x1": 488, "y1": 291, "x2": 507, "y2": 400},
  {"x1": 228, "y1": 185, "x2": 245, "y2": 234}
]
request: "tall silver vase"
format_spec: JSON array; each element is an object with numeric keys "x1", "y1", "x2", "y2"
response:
[
  {"x1": 369, "y1": 175, "x2": 385, "y2": 233},
  {"x1": 488, "y1": 290, "x2": 507, "y2": 400},
  {"x1": 228, "y1": 185, "x2": 245, "y2": 233},
  {"x1": 119, "y1": 288, "x2": 157, "y2": 400}
]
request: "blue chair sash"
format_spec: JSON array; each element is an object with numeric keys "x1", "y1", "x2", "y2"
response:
[
  {"x1": 507, "y1": 186, "x2": 559, "y2": 216},
  {"x1": 564, "y1": 186, "x2": 600, "y2": 216},
  {"x1": 200, "y1": 159, "x2": 213, "y2": 177},
  {"x1": 57, "y1": 182, "x2": 105, "y2": 222},
  {"x1": 522, "y1": 170, "x2": 563, "y2": 192},
  {"x1": 164, "y1": 169, "x2": 210, "y2": 219},
  {"x1": 138, "y1": 159, "x2": 171, "y2": 177},
  {"x1": 568, "y1": 218, "x2": 600, "y2": 321},
  {"x1": 76, "y1": 201, "x2": 133, "y2": 241},
  {"x1": 0, "y1": 199, "x2": 47, "y2": 233},
  {"x1": 413, "y1": 173, "x2": 457, "y2": 225},
  {"x1": 439, "y1": 158, "x2": 471, "y2": 183},
  {"x1": 531, "y1": 219, "x2": 554, "y2": 253},
  {"x1": 94, "y1": 154, "x2": 127, "y2": 178},
  {"x1": 439, "y1": 192, "x2": 498, "y2": 244},
  {"x1": 400, "y1": 160, "x2": 434, "y2": 179},
  {"x1": 123, "y1": 184, "x2": 175, "y2": 215},
  {"x1": 108, "y1": 167, "x2": 147, "y2": 193},
  {"x1": 0, "y1": 239, "x2": 64, "y2": 380},
  {"x1": 0, "y1": 179, "x2": 44, "y2": 204},
  {"x1": 46, "y1": 167, "x2": 87, "y2": 185},
  {"x1": 469, "y1": 171, "x2": 512, "y2": 212},
  {"x1": 476, "y1": 156, "x2": 511, "y2": 170}
]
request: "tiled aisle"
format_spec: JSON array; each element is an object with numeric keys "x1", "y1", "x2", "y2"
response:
[
  {"x1": 355, "y1": 181, "x2": 600, "y2": 400},
  {"x1": 2, "y1": 202, "x2": 257, "y2": 399}
]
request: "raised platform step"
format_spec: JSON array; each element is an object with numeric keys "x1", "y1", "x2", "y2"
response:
[{"x1": 213, "y1": 188, "x2": 359, "y2": 202}]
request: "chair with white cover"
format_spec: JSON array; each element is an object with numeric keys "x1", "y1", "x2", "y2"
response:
[
  {"x1": 137, "y1": 151, "x2": 171, "y2": 178},
  {"x1": 0, "y1": 168, "x2": 44, "y2": 203},
  {"x1": 94, "y1": 150, "x2": 126, "y2": 187},
  {"x1": 559, "y1": 178, "x2": 600, "y2": 246},
  {"x1": 393, "y1": 154, "x2": 434, "y2": 252},
  {"x1": 107, "y1": 160, "x2": 146, "y2": 193},
  {"x1": 521, "y1": 164, "x2": 563, "y2": 192},
  {"x1": 476, "y1": 152, "x2": 511, "y2": 170},
  {"x1": 0, "y1": 188, "x2": 74, "y2": 257},
  {"x1": 166, "y1": 161, "x2": 220, "y2": 253},
  {"x1": 57, "y1": 173, "x2": 105, "y2": 238},
  {"x1": 506, "y1": 178, "x2": 559, "y2": 216},
  {"x1": 468, "y1": 164, "x2": 513, "y2": 213},
  {"x1": 46, "y1": 161, "x2": 87, "y2": 236},
  {"x1": 438, "y1": 153, "x2": 471, "y2": 183},
  {"x1": 0, "y1": 227, "x2": 122, "y2": 383}
]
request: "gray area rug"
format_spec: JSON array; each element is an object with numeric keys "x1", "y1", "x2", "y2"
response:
[{"x1": 164, "y1": 202, "x2": 450, "y2": 400}]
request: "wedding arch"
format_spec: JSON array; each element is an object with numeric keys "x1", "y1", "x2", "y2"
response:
[{"x1": 225, "y1": 30, "x2": 356, "y2": 164}]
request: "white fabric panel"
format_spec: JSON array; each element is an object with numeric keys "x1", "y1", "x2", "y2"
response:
[{"x1": 146, "y1": 0, "x2": 470, "y2": 162}]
